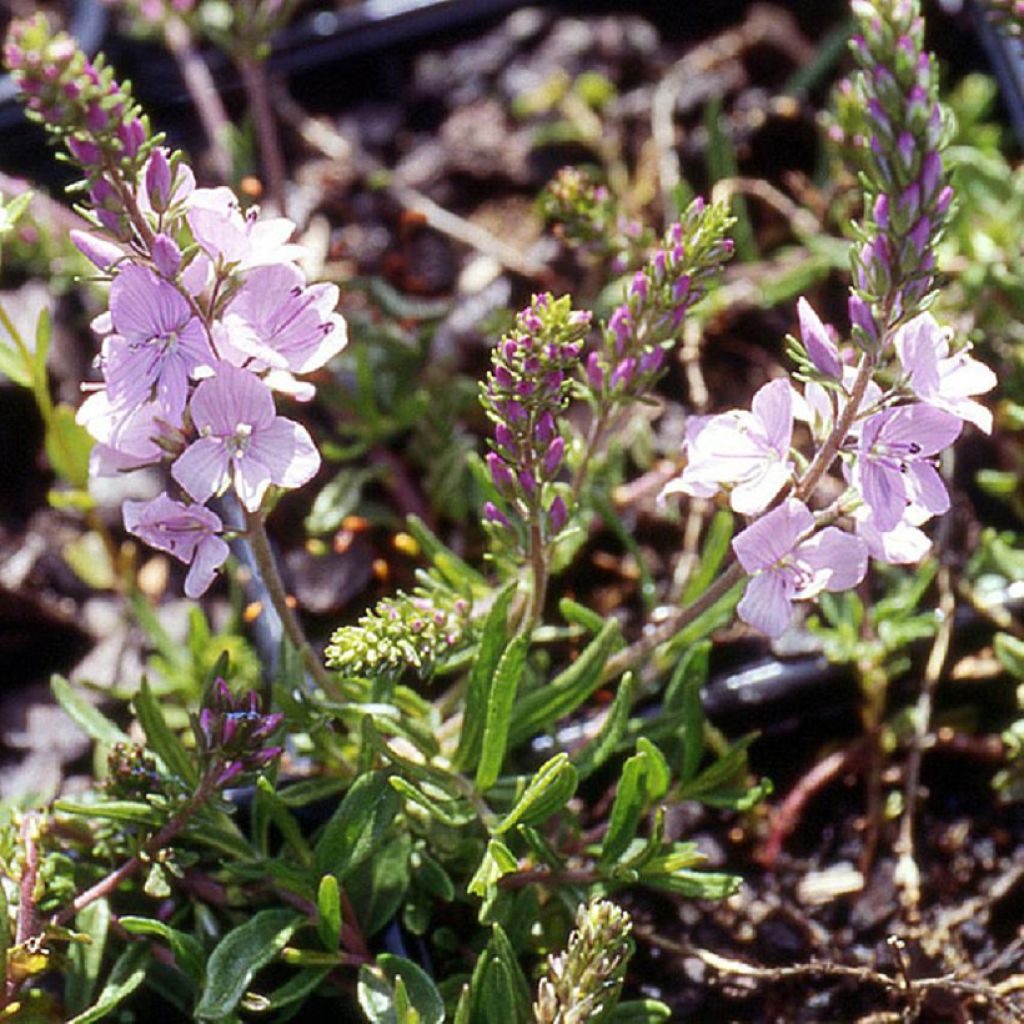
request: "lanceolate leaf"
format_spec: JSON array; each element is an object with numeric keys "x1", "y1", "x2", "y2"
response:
[
  {"x1": 51, "y1": 675, "x2": 129, "y2": 748},
  {"x1": 663, "y1": 642, "x2": 711, "y2": 783},
  {"x1": 495, "y1": 753, "x2": 578, "y2": 834},
  {"x1": 475, "y1": 634, "x2": 530, "y2": 792},
  {"x1": 573, "y1": 672, "x2": 636, "y2": 780},
  {"x1": 195, "y1": 909, "x2": 303, "y2": 1020},
  {"x1": 66, "y1": 946, "x2": 148, "y2": 1024},
  {"x1": 134, "y1": 678, "x2": 198, "y2": 787},
  {"x1": 507, "y1": 619, "x2": 621, "y2": 748}
]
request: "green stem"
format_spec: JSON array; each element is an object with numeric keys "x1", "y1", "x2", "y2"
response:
[{"x1": 242, "y1": 507, "x2": 337, "y2": 694}]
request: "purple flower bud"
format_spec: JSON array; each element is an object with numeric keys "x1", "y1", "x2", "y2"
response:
[
  {"x1": 671, "y1": 275, "x2": 691, "y2": 305},
  {"x1": 487, "y1": 452, "x2": 515, "y2": 492},
  {"x1": 483, "y1": 501, "x2": 511, "y2": 528},
  {"x1": 493, "y1": 365, "x2": 514, "y2": 389},
  {"x1": 639, "y1": 346, "x2": 665, "y2": 375},
  {"x1": 518, "y1": 469, "x2": 537, "y2": 496},
  {"x1": 898, "y1": 182, "x2": 920, "y2": 222},
  {"x1": 151, "y1": 233, "x2": 181, "y2": 277},
  {"x1": 652, "y1": 250, "x2": 668, "y2": 283},
  {"x1": 535, "y1": 411, "x2": 555, "y2": 444},
  {"x1": 920, "y1": 151, "x2": 943, "y2": 199},
  {"x1": 608, "y1": 306, "x2": 632, "y2": 354},
  {"x1": 873, "y1": 194, "x2": 890, "y2": 229},
  {"x1": 70, "y1": 229, "x2": 123, "y2": 270},
  {"x1": 586, "y1": 351, "x2": 605, "y2": 390},
  {"x1": 848, "y1": 293, "x2": 879, "y2": 345},
  {"x1": 502, "y1": 339, "x2": 518, "y2": 362},
  {"x1": 544, "y1": 370, "x2": 564, "y2": 392},
  {"x1": 610, "y1": 356, "x2": 637, "y2": 390},
  {"x1": 908, "y1": 215, "x2": 930, "y2": 252},
  {"x1": 495, "y1": 422, "x2": 516, "y2": 452},
  {"x1": 146, "y1": 148, "x2": 172, "y2": 211},
  {"x1": 628, "y1": 270, "x2": 648, "y2": 302},
  {"x1": 934, "y1": 185, "x2": 953, "y2": 216},
  {"x1": 548, "y1": 495, "x2": 568, "y2": 533},
  {"x1": 897, "y1": 131, "x2": 914, "y2": 173},
  {"x1": 119, "y1": 118, "x2": 145, "y2": 158},
  {"x1": 67, "y1": 136, "x2": 100, "y2": 167},
  {"x1": 542, "y1": 436, "x2": 565, "y2": 478},
  {"x1": 522, "y1": 311, "x2": 542, "y2": 333},
  {"x1": 247, "y1": 747, "x2": 283, "y2": 769}
]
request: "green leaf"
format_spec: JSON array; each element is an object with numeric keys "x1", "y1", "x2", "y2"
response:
[
  {"x1": 455, "y1": 586, "x2": 513, "y2": 771},
  {"x1": 608, "y1": 999, "x2": 673, "y2": 1021},
  {"x1": 61, "y1": 531, "x2": 116, "y2": 591},
  {"x1": 475, "y1": 634, "x2": 530, "y2": 792},
  {"x1": 33, "y1": 306, "x2": 51, "y2": 388},
  {"x1": 45, "y1": 403, "x2": 93, "y2": 488},
  {"x1": 316, "y1": 875, "x2": 341, "y2": 951},
  {"x1": 314, "y1": 769, "x2": 401, "y2": 881},
  {"x1": 348, "y1": 832, "x2": 412, "y2": 938},
  {"x1": 388, "y1": 776, "x2": 475, "y2": 828},
  {"x1": 263, "y1": 967, "x2": 331, "y2": 1011},
  {"x1": 119, "y1": 917, "x2": 203, "y2": 986},
  {"x1": 573, "y1": 672, "x2": 636, "y2": 780},
  {"x1": 254, "y1": 776, "x2": 313, "y2": 866},
  {"x1": 67, "y1": 945, "x2": 147, "y2": 1024},
  {"x1": 996, "y1": 633, "x2": 1024, "y2": 681},
  {"x1": 495, "y1": 754, "x2": 578, "y2": 834},
  {"x1": 378, "y1": 954, "x2": 444, "y2": 1024},
  {"x1": 276, "y1": 775, "x2": 349, "y2": 807},
  {"x1": 134, "y1": 679, "x2": 198, "y2": 786},
  {"x1": 677, "y1": 734, "x2": 756, "y2": 801},
  {"x1": 467, "y1": 839, "x2": 518, "y2": 899},
  {"x1": 194, "y1": 909, "x2": 303, "y2": 1020},
  {"x1": 51, "y1": 674, "x2": 130, "y2": 748},
  {"x1": 53, "y1": 800, "x2": 162, "y2": 827},
  {"x1": 406, "y1": 514, "x2": 488, "y2": 593},
  {"x1": 600, "y1": 744, "x2": 662, "y2": 867},
  {"x1": 663, "y1": 642, "x2": 710, "y2": 783},
  {"x1": 557, "y1": 598, "x2": 607, "y2": 634},
  {"x1": 66, "y1": 900, "x2": 110, "y2": 1015},
  {"x1": 484, "y1": 924, "x2": 531, "y2": 1023},
  {"x1": 508, "y1": 620, "x2": 621, "y2": 748}
]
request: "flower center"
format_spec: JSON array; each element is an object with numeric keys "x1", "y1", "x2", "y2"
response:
[{"x1": 228, "y1": 422, "x2": 253, "y2": 459}]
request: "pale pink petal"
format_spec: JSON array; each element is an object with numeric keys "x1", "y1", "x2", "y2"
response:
[
  {"x1": 795, "y1": 528, "x2": 868, "y2": 593},
  {"x1": 859, "y1": 460, "x2": 904, "y2": 533},
  {"x1": 184, "y1": 535, "x2": 230, "y2": 598},
  {"x1": 737, "y1": 571, "x2": 793, "y2": 639},
  {"x1": 246, "y1": 418, "x2": 321, "y2": 490},
  {"x1": 797, "y1": 297, "x2": 841, "y2": 378},
  {"x1": 751, "y1": 378, "x2": 793, "y2": 454},
  {"x1": 232, "y1": 454, "x2": 273, "y2": 512},
  {"x1": 908, "y1": 461, "x2": 950, "y2": 516},
  {"x1": 730, "y1": 460, "x2": 792, "y2": 516},
  {"x1": 189, "y1": 363, "x2": 276, "y2": 435},
  {"x1": 732, "y1": 498, "x2": 814, "y2": 573},
  {"x1": 172, "y1": 438, "x2": 231, "y2": 503},
  {"x1": 857, "y1": 515, "x2": 931, "y2": 564}
]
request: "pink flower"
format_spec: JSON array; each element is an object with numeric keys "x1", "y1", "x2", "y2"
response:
[
  {"x1": 854, "y1": 404, "x2": 962, "y2": 532},
  {"x1": 216, "y1": 263, "x2": 347, "y2": 375},
  {"x1": 796, "y1": 297, "x2": 842, "y2": 378},
  {"x1": 171, "y1": 362, "x2": 320, "y2": 512},
  {"x1": 77, "y1": 392, "x2": 182, "y2": 475},
  {"x1": 894, "y1": 313, "x2": 997, "y2": 433},
  {"x1": 102, "y1": 265, "x2": 214, "y2": 420},
  {"x1": 733, "y1": 499, "x2": 868, "y2": 638},
  {"x1": 123, "y1": 493, "x2": 229, "y2": 597},
  {"x1": 185, "y1": 188, "x2": 305, "y2": 271},
  {"x1": 666, "y1": 378, "x2": 794, "y2": 515},
  {"x1": 853, "y1": 504, "x2": 932, "y2": 565}
]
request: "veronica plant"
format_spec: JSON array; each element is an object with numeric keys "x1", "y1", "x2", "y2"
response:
[{"x1": 5, "y1": 15, "x2": 346, "y2": 690}]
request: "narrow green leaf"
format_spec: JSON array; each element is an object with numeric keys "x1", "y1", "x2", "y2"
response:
[
  {"x1": 557, "y1": 598, "x2": 607, "y2": 634},
  {"x1": 349, "y1": 832, "x2": 412, "y2": 938},
  {"x1": 51, "y1": 674, "x2": 129, "y2": 748},
  {"x1": 663, "y1": 642, "x2": 710, "y2": 783},
  {"x1": 608, "y1": 998, "x2": 673, "y2": 1021},
  {"x1": 66, "y1": 945, "x2": 147, "y2": 1024},
  {"x1": 601, "y1": 746, "x2": 658, "y2": 867},
  {"x1": 573, "y1": 672, "x2": 636, "y2": 780},
  {"x1": 467, "y1": 839, "x2": 518, "y2": 899},
  {"x1": 195, "y1": 909, "x2": 303, "y2": 1020},
  {"x1": 487, "y1": 924, "x2": 531, "y2": 1022},
  {"x1": 66, "y1": 900, "x2": 110, "y2": 1015},
  {"x1": 406, "y1": 514, "x2": 488, "y2": 592},
  {"x1": 388, "y1": 776, "x2": 475, "y2": 828},
  {"x1": 636, "y1": 738, "x2": 670, "y2": 799},
  {"x1": 677, "y1": 734, "x2": 757, "y2": 801},
  {"x1": 119, "y1": 916, "x2": 203, "y2": 985},
  {"x1": 378, "y1": 954, "x2": 444, "y2": 1024},
  {"x1": 455, "y1": 586, "x2": 513, "y2": 771},
  {"x1": 475, "y1": 634, "x2": 530, "y2": 791},
  {"x1": 32, "y1": 306, "x2": 52, "y2": 388},
  {"x1": 264, "y1": 967, "x2": 331, "y2": 1011},
  {"x1": 254, "y1": 776, "x2": 313, "y2": 866},
  {"x1": 681, "y1": 511, "x2": 734, "y2": 605},
  {"x1": 495, "y1": 754, "x2": 578, "y2": 834},
  {"x1": 508, "y1": 620, "x2": 621, "y2": 748},
  {"x1": 45, "y1": 403, "x2": 93, "y2": 488},
  {"x1": 996, "y1": 633, "x2": 1024, "y2": 681},
  {"x1": 316, "y1": 875, "x2": 341, "y2": 951},
  {"x1": 314, "y1": 769, "x2": 401, "y2": 881},
  {"x1": 134, "y1": 679, "x2": 198, "y2": 786},
  {"x1": 54, "y1": 800, "x2": 162, "y2": 827}
]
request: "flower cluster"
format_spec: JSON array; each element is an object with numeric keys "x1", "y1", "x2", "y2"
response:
[
  {"x1": 195, "y1": 678, "x2": 283, "y2": 786},
  {"x1": 540, "y1": 166, "x2": 653, "y2": 269},
  {"x1": 325, "y1": 587, "x2": 472, "y2": 679},
  {"x1": 846, "y1": 0, "x2": 952, "y2": 343},
  {"x1": 664, "y1": 0, "x2": 996, "y2": 639},
  {"x1": 5, "y1": 17, "x2": 154, "y2": 239},
  {"x1": 534, "y1": 899, "x2": 634, "y2": 1024},
  {"x1": 584, "y1": 199, "x2": 734, "y2": 407},
  {"x1": 5, "y1": 19, "x2": 348, "y2": 598},
  {"x1": 481, "y1": 294, "x2": 590, "y2": 547}
]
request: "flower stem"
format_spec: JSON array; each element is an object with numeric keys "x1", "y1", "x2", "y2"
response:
[
  {"x1": 238, "y1": 56, "x2": 288, "y2": 217},
  {"x1": 242, "y1": 507, "x2": 337, "y2": 693}
]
